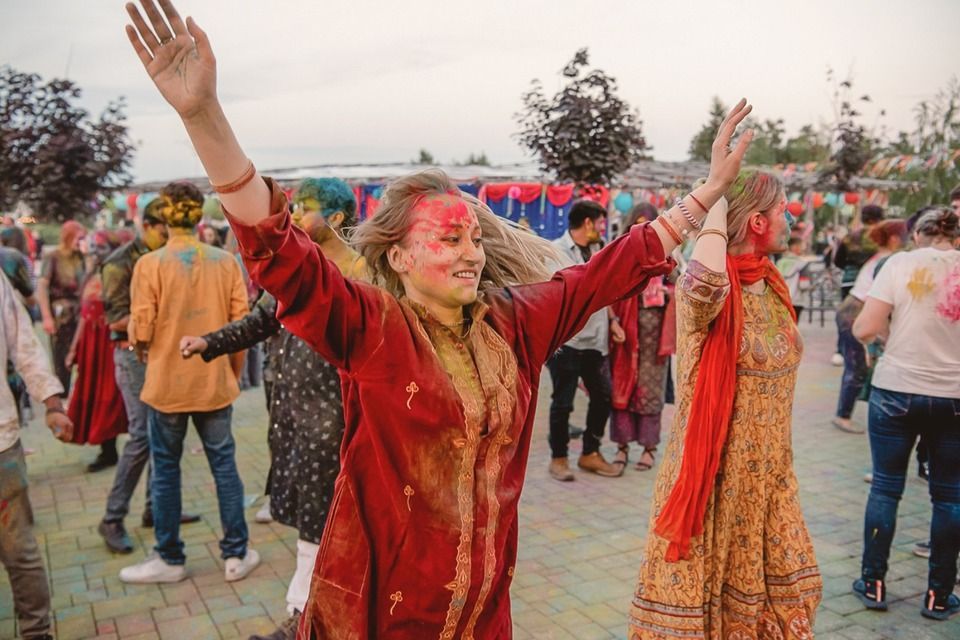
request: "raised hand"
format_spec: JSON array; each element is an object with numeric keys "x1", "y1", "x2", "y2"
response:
[
  {"x1": 125, "y1": 0, "x2": 217, "y2": 120},
  {"x1": 707, "y1": 99, "x2": 754, "y2": 191}
]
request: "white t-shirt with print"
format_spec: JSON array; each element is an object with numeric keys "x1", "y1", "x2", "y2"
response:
[{"x1": 868, "y1": 247, "x2": 960, "y2": 399}]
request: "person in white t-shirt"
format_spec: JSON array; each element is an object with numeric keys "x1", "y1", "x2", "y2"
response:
[
  {"x1": 832, "y1": 219, "x2": 907, "y2": 433},
  {"x1": 851, "y1": 208, "x2": 960, "y2": 620}
]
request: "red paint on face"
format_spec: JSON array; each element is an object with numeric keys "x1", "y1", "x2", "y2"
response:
[
  {"x1": 754, "y1": 196, "x2": 790, "y2": 255},
  {"x1": 398, "y1": 194, "x2": 486, "y2": 313}
]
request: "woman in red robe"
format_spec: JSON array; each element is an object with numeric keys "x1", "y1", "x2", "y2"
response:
[
  {"x1": 123, "y1": 3, "x2": 754, "y2": 636},
  {"x1": 67, "y1": 230, "x2": 131, "y2": 471}
]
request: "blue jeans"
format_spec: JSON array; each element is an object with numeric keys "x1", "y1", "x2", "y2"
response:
[
  {"x1": 104, "y1": 348, "x2": 151, "y2": 522},
  {"x1": 148, "y1": 406, "x2": 248, "y2": 564},
  {"x1": 835, "y1": 312, "x2": 867, "y2": 419},
  {"x1": 861, "y1": 387, "x2": 960, "y2": 596}
]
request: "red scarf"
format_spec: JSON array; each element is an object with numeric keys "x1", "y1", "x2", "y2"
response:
[{"x1": 653, "y1": 253, "x2": 796, "y2": 561}]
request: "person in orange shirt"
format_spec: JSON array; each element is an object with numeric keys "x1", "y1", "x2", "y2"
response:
[{"x1": 120, "y1": 181, "x2": 257, "y2": 585}]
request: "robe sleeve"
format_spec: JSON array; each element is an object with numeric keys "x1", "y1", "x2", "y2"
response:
[
  {"x1": 223, "y1": 178, "x2": 385, "y2": 371},
  {"x1": 201, "y1": 293, "x2": 281, "y2": 360},
  {"x1": 508, "y1": 222, "x2": 675, "y2": 367}
]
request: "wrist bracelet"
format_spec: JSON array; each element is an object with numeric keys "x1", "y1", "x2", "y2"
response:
[
  {"x1": 656, "y1": 215, "x2": 683, "y2": 245},
  {"x1": 688, "y1": 193, "x2": 708, "y2": 214},
  {"x1": 697, "y1": 228, "x2": 729, "y2": 243},
  {"x1": 210, "y1": 160, "x2": 257, "y2": 194},
  {"x1": 675, "y1": 198, "x2": 703, "y2": 230}
]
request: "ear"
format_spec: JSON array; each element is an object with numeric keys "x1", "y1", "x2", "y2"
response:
[
  {"x1": 748, "y1": 211, "x2": 769, "y2": 235},
  {"x1": 328, "y1": 211, "x2": 346, "y2": 230},
  {"x1": 387, "y1": 244, "x2": 408, "y2": 274}
]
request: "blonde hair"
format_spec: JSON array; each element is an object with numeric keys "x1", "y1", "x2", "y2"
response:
[
  {"x1": 349, "y1": 169, "x2": 560, "y2": 297},
  {"x1": 724, "y1": 170, "x2": 785, "y2": 248}
]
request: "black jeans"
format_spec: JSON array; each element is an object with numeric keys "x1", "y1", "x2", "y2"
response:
[
  {"x1": 861, "y1": 388, "x2": 960, "y2": 596},
  {"x1": 547, "y1": 346, "x2": 611, "y2": 459}
]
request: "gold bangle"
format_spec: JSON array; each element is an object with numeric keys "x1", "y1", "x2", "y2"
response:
[
  {"x1": 210, "y1": 160, "x2": 256, "y2": 194},
  {"x1": 697, "y1": 228, "x2": 728, "y2": 242}
]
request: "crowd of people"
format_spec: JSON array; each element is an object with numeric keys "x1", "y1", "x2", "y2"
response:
[{"x1": 0, "y1": 1, "x2": 958, "y2": 638}]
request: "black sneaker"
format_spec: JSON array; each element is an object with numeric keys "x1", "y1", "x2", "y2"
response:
[
  {"x1": 86, "y1": 451, "x2": 118, "y2": 473},
  {"x1": 568, "y1": 424, "x2": 585, "y2": 439},
  {"x1": 852, "y1": 578, "x2": 887, "y2": 611},
  {"x1": 913, "y1": 541, "x2": 931, "y2": 558},
  {"x1": 921, "y1": 590, "x2": 960, "y2": 620},
  {"x1": 98, "y1": 520, "x2": 134, "y2": 554}
]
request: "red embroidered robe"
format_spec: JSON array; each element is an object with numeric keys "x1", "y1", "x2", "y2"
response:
[{"x1": 227, "y1": 179, "x2": 673, "y2": 639}]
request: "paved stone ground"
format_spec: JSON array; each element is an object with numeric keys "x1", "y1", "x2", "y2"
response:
[{"x1": 2, "y1": 317, "x2": 958, "y2": 639}]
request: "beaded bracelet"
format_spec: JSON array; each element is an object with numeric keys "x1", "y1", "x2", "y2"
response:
[
  {"x1": 656, "y1": 215, "x2": 683, "y2": 245},
  {"x1": 688, "y1": 193, "x2": 708, "y2": 214},
  {"x1": 675, "y1": 198, "x2": 703, "y2": 230},
  {"x1": 697, "y1": 228, "x2": 729, "y2": 243},
  {"x1": 211, "y1": 160, "x2": 257, "y2": 194}
]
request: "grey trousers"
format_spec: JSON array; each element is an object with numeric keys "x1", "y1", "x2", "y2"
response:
[
  {"x1": 103, "y1": 347, "x2": 152, "y2": 522},
  {"x1": 0, "y1": 440, "x2": 51, "y2": 638}
]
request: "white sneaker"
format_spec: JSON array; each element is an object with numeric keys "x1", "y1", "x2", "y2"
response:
[
  {"x1": 255, "y1": 498, "x2": 273, "y2": 523},
  {"x1": 119, "y1": 553, "x2": 187, "y2": 584},
  {"x1": 225, "y1": 549, "x2": 261, "y2": 582},
  {"x1": 831, "y1": 353, "x2": 844, "y2": 366}
]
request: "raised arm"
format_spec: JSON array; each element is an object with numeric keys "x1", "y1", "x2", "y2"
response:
[
  {"x1": 125, "y1": 0, "x2": 268, "y2": 224},
  {"x1": 182, "y1": 294, "x2": 281, "y2": 361}
]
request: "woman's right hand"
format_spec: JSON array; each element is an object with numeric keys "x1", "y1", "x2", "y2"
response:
[
  {"x1": 125, "y1": 0, "x2": 217, "y2": 120},
  {"x1": 706, "y1": 99, "x2": 754, "y2": 192}
]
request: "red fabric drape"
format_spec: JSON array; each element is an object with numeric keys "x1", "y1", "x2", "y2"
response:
[
  {"x1": 546, "y1": 184, "x2": 575, "y2": 207},
  {"x1": 483, "y1": 182, "x2": 542, "y2": 204},
  {"x1": 653, "y1": 254, "x2": 795, "y2": 561}
]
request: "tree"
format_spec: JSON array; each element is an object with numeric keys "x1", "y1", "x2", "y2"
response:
[
  {"x1": 688, "y1": 97, "x2": 727, "y2": 162},
  {"x1": 0, "y1": 66, "x2": 134, "y2": 222},
  {"x1": 416, "y1": 149, "x2": 435, "y2": 165},
  {"x1": 783, "y1": 125, "x2": 831, "y2": 164},
  {"x1": 816, "y1": 69, "x2": 877, "y2": 192},
  {"x1": 460, "y1": 151, "x2": 490, "y2": 166},
  {"x1": 515, "y1": 48, "x2": 649, "y2": 184}
]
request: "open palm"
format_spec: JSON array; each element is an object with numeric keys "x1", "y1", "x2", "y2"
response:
[{"x1": 125, "y1": 0, "x2": 217, "y2": 119}]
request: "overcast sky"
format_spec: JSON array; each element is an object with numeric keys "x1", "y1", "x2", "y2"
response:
[{"x1": 3, "y1": 0, "x2": 959, "y2": 182}]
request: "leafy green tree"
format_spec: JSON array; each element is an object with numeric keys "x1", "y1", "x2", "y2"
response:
[
  {"x1": 816, "y1": 70, "x2": 878, "y2": 192},
  {"x1": 0, "y1": 65, "x2": 134, "y2": 222},
  {"x1": 515, "y1": 48, "x2": 649, "y2": 184},
  {"x1": 416, "y1": 148, "x2": 435, "y2": 165},
  {"x1": 782, "y1": 125, "x2": 831, "y2": 164}
]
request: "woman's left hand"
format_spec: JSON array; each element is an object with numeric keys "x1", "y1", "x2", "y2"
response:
[
  {"x1": 706, "y1": 99, "x2": 754, "y2": 192},
  {"x1": 610, "y1": 319, "x2": 626, "y2": 344}
]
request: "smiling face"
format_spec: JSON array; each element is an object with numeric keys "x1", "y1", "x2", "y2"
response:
[{"x1": 388, "y1": 194, "x2": 485, "y2": 317}]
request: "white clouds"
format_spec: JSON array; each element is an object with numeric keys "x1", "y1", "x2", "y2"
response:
[{"x1": 2, "y1": 0, "x2": 958, "y2": 181}]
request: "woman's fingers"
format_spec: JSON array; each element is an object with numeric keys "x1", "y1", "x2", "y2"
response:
[
  {"x1": 730, "y1": 129, "x2": 754, "y2": 163},
  {"x1": 716, "y1": 100, "x2": 752, "y2": 148},
  {"x1": 158, "y1": 0, "x2": 188, "y2": 36},
  {"x1": 125, "y1": 24, "x2": 154, "y2": 68},
  {"x1": 126, "y1": 2, "x2": 161, "y2": 55},
  {"x1": 186, "y1": 16, "x2": 214, "y2": 62},
  {"x1": 140, "y1": 0, "x2": 175, "y2": 43}
]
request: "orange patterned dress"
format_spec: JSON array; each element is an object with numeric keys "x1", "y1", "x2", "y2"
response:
[{"x1": 629, "y1": 260, "x2": 821, "y2": 639}]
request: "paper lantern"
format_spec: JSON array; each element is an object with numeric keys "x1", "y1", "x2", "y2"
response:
[
  {"x1": 126, "y1": 193, "x2": 139, "y2": 210},
  {"x1": 112, "y1": 194, "x2": 128, "y2": 211},
  {"x1": 812, "y1": 193, "x2": 824, "y2": 209},
  {"x1": 613, "y1": 191, "x2": 634, "y2": 213},
  {"x1": 507, "y1": 185, "x2": 522, "y2": 200},
  {"x1": 844, "y1": 192, "x2": 860, "y2": 204},
  {"x1": 137, "y1": 192, "x2": 158, "y2": 210},
  {"x1": 824, "y1": 193, "x2": 840, "y2": 207},
  {"x1": 786, "y1": 202, "x2": 804, "y2": 216}
]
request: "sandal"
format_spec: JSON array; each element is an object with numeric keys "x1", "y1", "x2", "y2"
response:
[
  {"x1": 635, "y1": 448, "x2": 656, "y2": 471},
  {"x1": 612, "y1": 444, "x2": 629, "y2": 471}
]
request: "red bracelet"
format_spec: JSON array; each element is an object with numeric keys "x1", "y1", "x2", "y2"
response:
[
  {"x1": 210, "y1": 160, "x2": 257, "y2": 194},
  {"x1": 656, "y1": 216, "x2": 683, "y2": 245},
  {"x1": 688, "y1": 193, "x2": 708, "y2": 214}
]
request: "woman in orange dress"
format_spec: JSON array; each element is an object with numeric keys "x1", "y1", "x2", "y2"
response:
[{"x1": 629, "y1": 172, "x2": 822, "y2": 639}]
